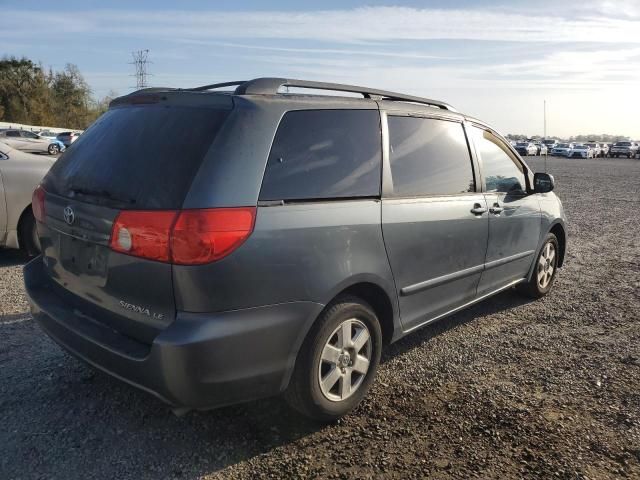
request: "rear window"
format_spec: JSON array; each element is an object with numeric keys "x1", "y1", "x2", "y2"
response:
[
  {"x1": 44, "y1": 105, "x2": 229, "y2": 209},
  {"x1": 259, "y1": 110, "x2": 381, "y2": 201}
]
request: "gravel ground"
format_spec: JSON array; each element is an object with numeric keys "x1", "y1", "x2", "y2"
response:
[{"x1": 1, "y1": 155, "x2": 638, "y2": 479}]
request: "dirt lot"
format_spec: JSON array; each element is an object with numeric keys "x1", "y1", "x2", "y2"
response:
[{"x1": 1, "y1": 156, "x2": 638, "y2": 479}]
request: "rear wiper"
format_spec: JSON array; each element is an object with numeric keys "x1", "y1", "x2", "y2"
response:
[{"x1": 68, "y1": 186, "x2": 136, "y2": 205}]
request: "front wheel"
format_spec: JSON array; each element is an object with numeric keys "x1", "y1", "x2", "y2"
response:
[
  {"x1": 517, "y1": 233, "x2": 559, "y2": 298},
  {"x1": 48, "y1": 144, "x2": 60, "y2": 155},
  {"x1": 285, "y1": 296, "x2": 382, "y2": 421}
]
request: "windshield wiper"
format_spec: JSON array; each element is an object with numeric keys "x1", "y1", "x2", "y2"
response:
[{"x1": 68, "y1": 186, "x2": 136, "y2": 205}]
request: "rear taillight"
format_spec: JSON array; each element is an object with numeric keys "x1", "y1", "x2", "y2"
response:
[
  {"x1": 110, "y1": 210, "x2": 178, "y2": 262},
  {"x1": 108, "y1": 207, "x2": 256, "y2": 265},
  {"x1": 32, "y1": 185, "x2": 46, "y2": 222},
  {"x1": 171, "y1": 208, "x2": 256, "y2": 265}
]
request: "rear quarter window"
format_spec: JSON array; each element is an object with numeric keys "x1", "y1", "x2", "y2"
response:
[{"x1": 259, "y1": 109, "x2": 382, "y2": 201}]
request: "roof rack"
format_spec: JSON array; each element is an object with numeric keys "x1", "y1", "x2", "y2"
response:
[
  {"x1": 189, "y1": 77, "x2": 456, "y2": 111},
  {"x1": 186, "y1": 81, "x2": 248, "y2": 92}
]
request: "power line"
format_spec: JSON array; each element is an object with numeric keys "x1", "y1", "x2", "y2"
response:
[{"x1": 130, "y1": 49, "x2": 151, "y2": 89}]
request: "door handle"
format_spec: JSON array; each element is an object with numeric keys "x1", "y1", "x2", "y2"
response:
[
  {"x1": 489, "y1": 203, "x2": 503, "y2": 214},
  {"x1": 470, "y1": 203, "x2": 487, "y2": 215}
]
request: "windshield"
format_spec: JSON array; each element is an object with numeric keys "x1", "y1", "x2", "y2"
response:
[
  {"x1": 557, "y1": 144, "x2": 569, "y2": 148},
  {"x1": 516, "y1": 142, "x2": 528, "y2": 146},
  {"x1": 44, "y1": 105, "x2": 230, "y2": 209},
  {"x1": 615, "y1": 142, "x2": 631, "y2": 146}
]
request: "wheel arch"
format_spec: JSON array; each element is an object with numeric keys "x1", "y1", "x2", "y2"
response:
[
  {"x1": 16, "y1": 203, "x2": 34, "y2": 250},
  {"x1": 549, "y1": 222, "x2": 566, "y2": 267}
]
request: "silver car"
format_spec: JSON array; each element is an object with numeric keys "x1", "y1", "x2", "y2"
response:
[
  {"x1": 0, "y1": 129, "x2": 63, "y2": 155},
  {"x1": 0, "y1": 141, "x2": 55, "y2": 254}
]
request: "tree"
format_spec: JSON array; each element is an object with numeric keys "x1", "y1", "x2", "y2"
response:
[
  {"x1": 51, "y1": 64, "x2": 92, "y2": 128},
  {"x1": 0, "y1": 56, "x2": 49, "y2": 124}
]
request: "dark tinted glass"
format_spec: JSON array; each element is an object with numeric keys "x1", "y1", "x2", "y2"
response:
[
  {"x1": 469, "y1": 126, "x2": 526, "y2": 193},
  {"x1": 6, "y1": 131, "x2": 19, "y2": 137},
  {"x1": 44, "y1": 105, "x2": 229, "y2": 209},
  {"x1": 260, "y1": 110, "x2": 381, "y2": 201},
  {"x1": 387, "y1": 117, "x2": 474, "y2": 196},
  {"x1": 23, "y1": 131, "x2": 38, "y2": 138}
]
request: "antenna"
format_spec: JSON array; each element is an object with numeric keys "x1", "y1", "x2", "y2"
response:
[{"x1": 130, "y1": 49, "x2": 151, "y2": 89}]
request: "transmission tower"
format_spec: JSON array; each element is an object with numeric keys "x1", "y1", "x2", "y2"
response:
[{"x1": 130, "y1": 49, "x2": 151, "y2": 89}]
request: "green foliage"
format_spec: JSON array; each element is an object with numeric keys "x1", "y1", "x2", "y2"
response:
[{"x1": 0, "y1": 56, "x2": 113, "y2": 129}]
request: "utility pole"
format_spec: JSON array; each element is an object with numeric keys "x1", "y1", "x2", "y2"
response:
[
  {"x1": 130, "y1": 49, "x2": 151, "y2": 89},
  {"x1": 544, "y1": 100, "x2": 548, "y2": 172},
  {"x1": 543, "y1": 100, "x2": 547, "y2": 139}
]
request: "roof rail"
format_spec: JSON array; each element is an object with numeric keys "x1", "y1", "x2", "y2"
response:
[
  {"x1": 241, "y1": 78, "x2": 456, "y2": 111},
  {"x1": 186, "y1": 81, "x2": 248, "y2": 92},
  {"x1": 190, "y1": 77, "x2": 456, "y2": 111}
]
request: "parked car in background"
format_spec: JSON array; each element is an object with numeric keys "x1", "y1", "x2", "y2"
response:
[
  {"x1": 0, "y1": 141, "x2": 55, "y2": 255},
  {"x1": 515, "y1": 141, "x2": 538, "y2": 156},
  {"x1": 551, "y1": 143, "x2": 573, "y2": 156},
  {"x1": 585, "y1": 142, "x2": 601, "y2": 158},
  {"x1": 23, "y1": 77, "x2": 566, "y2": 421},
  {"x1": 56, "y1": 131, "x2": 80, "y2": 147},
  {"x1": 535, "y1": 143, "x2": 548, "y2": 155},
  {"x1": 37, "y1": 130, "x2": 59, "y2": 140},
  {"x1": 610, "y1": 141, "x2": 638, "y2": 158},
  {"x1": 568, "y1": 144, "x2": 594, "y2": 158},
  {"x1": 542, "y1": 139, "x2": 557, "y2": 150},
  {"x1": 0, "y1": 129, "x2": 64, "y2": 155}
]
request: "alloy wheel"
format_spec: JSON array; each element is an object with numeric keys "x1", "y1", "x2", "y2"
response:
[
  {"x1": 318, "y1": 318, "x2": 372, "y2": 402},
  {"x1": 537, "y1": 241, "x2": 556, "y2": 289}
]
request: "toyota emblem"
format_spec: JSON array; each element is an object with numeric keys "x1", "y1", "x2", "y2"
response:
[{"x1": 63, "y1": 206, "x2": 75, "y2": 225}]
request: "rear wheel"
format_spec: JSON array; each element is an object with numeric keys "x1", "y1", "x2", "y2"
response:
[
  {"x1": 517, "y1": 233, "x2": 559, "y2": 298},
  {"x1": 19, "y1": 210, "x2": 41, "y2": 256},
  {"x1": 285, "y1": 296, "x2": 382, "y2": 421}
]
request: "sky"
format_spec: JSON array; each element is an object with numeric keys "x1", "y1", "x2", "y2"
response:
[{"x1": 2, "y1": 0, "x2": 640, "y2": 138}]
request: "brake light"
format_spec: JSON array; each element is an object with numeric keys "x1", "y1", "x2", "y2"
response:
[
  {"x1": 32, "y1": 186, "x2": 46, "y2": 222},
  {"x1": 171, "y1": 208, "x2": 256, "y2": 265},
  {"x1": 110, "y1": 210, "x2": 178, "y2": 262},
  {"x1": 108, "y1": 207, "x2": 256, "y2": 264}
]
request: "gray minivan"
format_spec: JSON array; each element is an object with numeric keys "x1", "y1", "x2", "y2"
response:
[{"x1": 24, "y1": 78, "x2": 567, "y2": 421}]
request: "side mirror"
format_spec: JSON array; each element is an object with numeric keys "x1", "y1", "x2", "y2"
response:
[{"x1": 533, "y1": 172, "x2": 555, "y2": 193}]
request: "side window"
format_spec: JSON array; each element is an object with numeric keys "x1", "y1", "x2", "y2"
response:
[
  {"x1": 470, "y1": 127, "x2": 527, "y2": 193},
  {"x1": 260, "y1": 110, "x2": 381, "y2": 201},
  {"x1": 387, "y1": 116, "x2": 475, "y2": 196},
  {"x1": 22, "y1": 131, "x2": 38, "y2": 139},
  {"x1": 6, "y1": 131, "x2": 20, "y2": 138}
]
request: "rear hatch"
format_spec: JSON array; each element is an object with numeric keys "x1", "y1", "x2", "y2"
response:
[{"x1": 38, "y1": 94, "x2": 231, "y2": 343}]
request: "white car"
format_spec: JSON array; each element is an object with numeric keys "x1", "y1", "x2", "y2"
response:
[
  {"x1": 0, "y1": 129, "x2": 63, "y2": 155},
  {"x1": 550, "y1": 143, "x2": 574, "y2": 156},
  {"x1": 0, "y1": 141, "x2": 56, "y2": 254},
  {"x1": 567, "y1": 144, "x2": 594, "y2": 158},
  {"x1": 585, "y1": 143, "x2": 602, "y2": 157},
  {"x1": 37, "y1": 130, "x2": 59, "y2": 140},
  {"x1": 515, "y1": 142, "x2": 538, "y2": 156}
]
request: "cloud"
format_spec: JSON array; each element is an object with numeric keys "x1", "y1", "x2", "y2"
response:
[{"x1": 1, "y1": 6, "x2": 639, "y2": 44}]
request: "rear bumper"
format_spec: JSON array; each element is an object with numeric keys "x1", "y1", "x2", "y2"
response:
[{"x1": 24, "y1": 256, "x2": 323, "y2": 409}]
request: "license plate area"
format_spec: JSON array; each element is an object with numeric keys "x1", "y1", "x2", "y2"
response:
[{"x1": 57, "y1": 232, "x2": 109, "y2": 287}]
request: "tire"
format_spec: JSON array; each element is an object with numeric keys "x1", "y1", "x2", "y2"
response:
[
  {"x1": 285, "y1": 295, "x2": 382, "y2": 421},
  {"x1": 19, "y1": 210, "x2": 41, "y2": 256},
  {"x1": 48, "y1": 143, "x2": 60, "y2": 155},
  {"x1": 517, "y1": 233, "x2": 559, "y2": 299}
]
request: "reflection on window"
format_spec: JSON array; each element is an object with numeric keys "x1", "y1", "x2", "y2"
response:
[
  {"x1": 388, "y1": 117, "x2": 474, "y2": 196},
  {"x1": 470, "y1": 127, "x2": 526, "y2": 193},
  {"x1": 260, "y1": 110, "x2": 381, "y2": 201}
]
